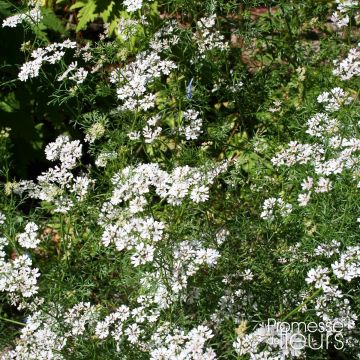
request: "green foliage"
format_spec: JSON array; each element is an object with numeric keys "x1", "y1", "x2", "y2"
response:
[
  {"x1": 0, "y1": 0, "x2": 360, "y2": 359},
  {"x1": 70, "y1": 0, "x2": 98, "y2": 30}
]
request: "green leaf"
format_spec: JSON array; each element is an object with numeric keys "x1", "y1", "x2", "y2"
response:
[
  {"x1": 69, "y1": 1, "x2": 87, "y2": 10},
  {"x1": 0, "y1": 0, "x2": 11, "y2": 16},
  {"x1": 41, "y1": 8, "x2": 66, "y2": 33},
  {"x1": 0, "y1": 93, "x2": 20, "y2": 113},
  {"x1": 71, "y1": 0, "x2": 97, "y2": 31}
]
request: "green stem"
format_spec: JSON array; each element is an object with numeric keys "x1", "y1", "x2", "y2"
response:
[
  {"x1": 282, "y1": 288, "x2": 322, "y2": 321},
  {"x1": 0, "y1": 316, "x2": 26, "y2": 326}
]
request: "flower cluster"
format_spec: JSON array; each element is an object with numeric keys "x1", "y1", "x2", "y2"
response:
[
  {"x1": 2, "y1": 2, "x2": 360, "y2": 359},
  {"x1": 110, "y1": 50, "x2": 176, "y2": 111},
  {"x1": 317, "y1": 87, "x2": 353, "y2": 112},
  {"x1": 115, "y1": 17, "x2": 147, "y2": 40},
  {"x1": 1, "y1": 302, "x2": 98, "y2": 360},
  {"x1": 123, "y1": 0, "x2": 146, "y2": 12},
  {"x1": 211, "y1": 75, "x2": 244, "y2": 94},
  {"x1": 271, "y1": 141, "x2": 324, "y2": 167},
  {"x1": 17, "y1": 222, "x2": 40, "y2": 249},
  {"x1": 2, "y1": 6, "x2": 42, "y2": 28},
  {"x1": 94, "y1": 305, "x2": 216, "y2": 358},
  {"x1": 105, "y1": 162, "x2": 228, "y2": 211},
  {"x1": 139, "y1": 239, "x2": 220, "y2": 308},
  {"x1": 57, "y1": 61, "x2": 88, "y2": 84},
  {"x1": 314, "y1": 239, "x2": 341, "y2": 258},
  {"x1": 84, "y1": 122, "x2": 106, "y2": 143},
  {"x1": 305, "y1": 113, "x2": 339, "y2": 138},
  {"x1": 101, "y1": 216, "x2": 165, "y2": 266},
  {"x1": 233, "y1": 324, "x2": 305, "y2": 359},
  {"x1": 12, "y1": 135, "x2": 93, "y2": 213},
  {"x1": 97, "y1": 160, "x2": 227, "y2": 273},
  {"x1": 193, "y1": 15, "x2": 229, "y2": 57},
  {"x1": 330, "y1": 0, "x2": 359, "y2": 29},
  {"x1": 149, "y1": 324, "x2": 216, "y2": 359},
  {"x1": 260, "y1": 197, "x2": 293, "y2": 220},
  {"x1": 64, "y1": 302, "x2": 99, "y2": 337},
  {"x1": 18, "y1": 40, "x2": 77, "y2": 82},
  {"x1": 179, "y1": 109, "x2": 203, "y2": 140},
  {"x1": 0, "y1": 237, "x2": 40, "y2": 298},
  {"x1": 333, "y1": 44, "x2": 360, "y2": 80},
  {"x1": 95, "y1": 151, "x2": 117, "y2": 167},
  {"x1": 149, "y1": 20, "x2": 180, "y2": 52},
  {"x1": 269, "y1": 49, "x2": 359, "y2": 209},
  {"x1": 332, "y1": 245, "x2": 360, "y2": 281},
  {"x1": 305, "y1": 246, "x2": 360, "y2": 339},
  {"x1": 128, "y1": 114, "x2": 162, "y2": 144},
  {"x1": 0, "y1": 212, "x2": 5, "y2": 225},
  {"x1": 1, "y1": 310, "x2": 66, "y2": 360}
]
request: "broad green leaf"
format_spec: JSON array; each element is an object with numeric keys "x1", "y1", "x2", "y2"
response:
[
  {"x1": 75, "y1": 1, "x2": 97, "y2": 31},
  {"x1": 41, "y1": 8, "x2": 66, "y2": 33}
]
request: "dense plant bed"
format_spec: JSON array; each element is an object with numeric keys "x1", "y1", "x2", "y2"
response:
[{"x1": 0, "y1": 0, "x2": 359, "y2": 359}]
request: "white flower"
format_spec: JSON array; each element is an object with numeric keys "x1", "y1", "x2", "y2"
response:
[
  {"x1": 179, "y1": 109, "x2": 203, "y2": 140},
  {"x1": 58, "y1": 62, "x2": 78, "y2": 82},
  {"x1": 333, "y1": 45, "x2": 360, "y2": 80},
  {"x1": 2, "y1": 14, "x2": 24, "y2": 28},
  {"x1": 69, "y1": 175, "x2": 93, "y2": 200},
  {"x1": 112, "y1": 50, "x2": 176, "y2": 111},
  {"x1": 195, "y1": 248, "x2": 220, "y2": 266},
  {"x1": 317, "y1": 87, "x2": 353, "y2": 112},
  {"x1": 194, "y1": 15, "x2": 229, "y2": 57},
  {"x1": 298, "y1": 192, "x2": 311, "y2": 207},
  {"x1": 0, "y1": 254, "x2": 40, "y2": 297},
  {"x1": 69, "y1": 67, "x2": 88, "y2": 84},
  {"x1": 124, "y1": 323, "x2": 141, "y2": 344},
  {"x1": 301, "y1": 177, "x2": 313, "y2": 191},
  {"x1": 260, "y1": 197, "x2": 292, "y2": 220},
  {"x1": 18, "y1": 40, "x2": 77, "y2": 82},
  {"x1": 143, "y1": 125, "x2": 162, "y2": 144},
  {"x1": 18, "y1": 222, "x2": 40, "y2": 249},
  {"x1": 131, "y1": 243, "x2": 155, "y2": 266},
  {"x1": 315, "y1": 240, "x2": 340, "y2": 257},
  {"x1": 18, "y1": 57, "x2": 43, "y2": 82},
  {"x1": 123, "y1": 0, "x2": 143, "y2": 12},
  {"x1": 128, "y1": 131, "x2": 141, "y2": 140},
  {"x1": 85, "y1": 123, "x2": 105, "y2": 143},
  {"x1": 242, "y1": 269, "x2": 254, "y2": 281},
  {"x1": 1, "y1": 310, "x2": 67, "y2": 359},
  {"x1": 215, "y1": 228, "x2": 229, "y2": 245},
  {"x1": 331, "y1": 246, "x2": 360, "y2": 281},
  {"x1": 95, "y1": 151, "x2": 117, "y2": 167},
  {"x1": 335, "y1": 0, "x2": 358, "y2": 13},
  {"x1": 45, "y1": 135, "x2": 82, "y2": 169},
  {"x1": 190, "y1": 185, "x2": 209, "y2": 203},
  {"x1": 64, "y1": 302, "x2": 99, "y2": 337},
  {"x1": 331, "y1": 12, "x2": 349, "y2": 28},
  {"x1": 271, "y1": 141, "x2": 323, "y2": 167},
  {"x1": 306, "y1": 113, "x2": 339, "y2": 138},
  {"x1": 314, "y1": 177, "x2": 332, "y2": 193},
  {"x1": 2, "y1": 7, "x2": 42, "y2": 28},
  {"x1": 0, "y1": 212, "x2": 5, "y2": 225},
  {"x1": 306, "y1": 266, "x2": 331, "y2": 291}
]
